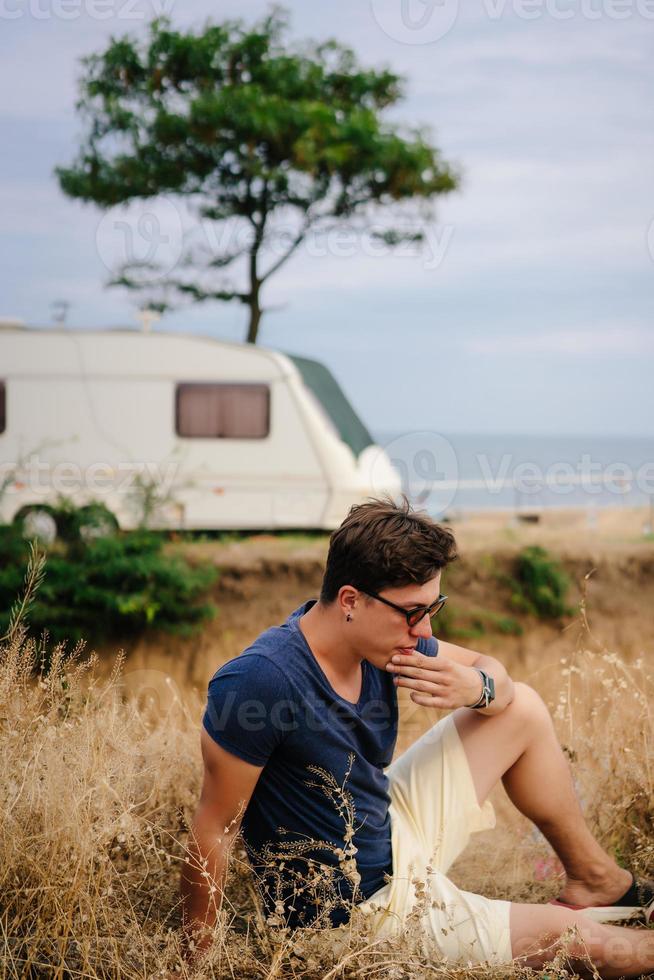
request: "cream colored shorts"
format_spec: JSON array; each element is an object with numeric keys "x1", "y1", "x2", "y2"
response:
[{"x1": 353, "y1": 714, "x2": 513, "y2": 965}]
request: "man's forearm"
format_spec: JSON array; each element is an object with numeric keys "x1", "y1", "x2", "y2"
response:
[
  {"x1": 180, "y1": 818, "x2": 231, "y2": 961},
  {"x1": 473, "y1": 653, "x2": 515, "y2": 715}
]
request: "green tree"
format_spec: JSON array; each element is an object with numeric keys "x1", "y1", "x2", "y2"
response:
[{"x1": 56, "y1": 8, "x2": 458, "y2": 343}]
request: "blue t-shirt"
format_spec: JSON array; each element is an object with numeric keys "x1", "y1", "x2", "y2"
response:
[{"x1": 202, "y1": 599, "x2": 438, "y2": 927}]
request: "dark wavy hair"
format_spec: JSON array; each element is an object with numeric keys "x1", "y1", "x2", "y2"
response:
[{"x1": 320, "y1": 496, "x2": 457, "y2": 604}]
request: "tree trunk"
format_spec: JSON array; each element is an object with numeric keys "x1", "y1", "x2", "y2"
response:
[
  {"x1": 246, "y1": 292, "x2": 261, "y2": 344},
  {"x1": 246, "y1": 228, "x2": 263, "y2": 343}
]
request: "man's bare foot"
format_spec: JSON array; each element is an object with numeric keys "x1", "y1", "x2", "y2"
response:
[{"x1": 555, "y1": 865, "x2": 633, "y2": 908}]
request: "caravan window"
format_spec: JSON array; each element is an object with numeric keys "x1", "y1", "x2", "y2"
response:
[
  {"x1": 175, "y1": 383, "x2": 270, "y2": 439},
  {"x1": 0, "y1": 381, "x2": 5, "y2": 434}
]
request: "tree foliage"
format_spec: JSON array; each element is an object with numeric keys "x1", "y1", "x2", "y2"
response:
[{"x1": 56, "y1": 8, "x2": 459, "y2": 342}]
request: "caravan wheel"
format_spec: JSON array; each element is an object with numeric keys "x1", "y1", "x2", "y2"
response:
[
  {"x1": 77, "y1": 504, "x2": 119, "y2": 542},
  {"x1": 15, "y1": 506, "x2": 58, "y2": 545}
]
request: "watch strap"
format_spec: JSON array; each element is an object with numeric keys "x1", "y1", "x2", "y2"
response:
[{"x1": 467, "y1": 668, "x2": 495, "y2": 709}]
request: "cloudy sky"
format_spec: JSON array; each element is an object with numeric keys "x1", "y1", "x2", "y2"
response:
[{"x1": 1, "y1": 0, "x2": 653, "y2": 437}]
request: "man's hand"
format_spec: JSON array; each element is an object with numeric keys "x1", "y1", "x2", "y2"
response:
[{"x1": 385, "y1": 651, "x2": 485, "y2": 709}]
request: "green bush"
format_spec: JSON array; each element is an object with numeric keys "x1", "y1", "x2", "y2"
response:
[
  {"x1": 434, "y1": 603, "x2": 523, "y2": 641},
  {"x1": 0, "y1": 524, "x2": 217, "y2": 647},
  {"x1": 507, "y1": 545, "x2": 572, "y2": 620},
  {"x1": 431, "y1": 602, "x2": 468, "y2": 640},
  {"x1": 470, "y1": 610, "x2": 524, "y2": 636}
]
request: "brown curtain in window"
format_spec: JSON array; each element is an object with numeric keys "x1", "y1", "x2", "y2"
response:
[
  {"x1": 221, "y1": 386, "x2": 269, "y2": 438},
  {"x1": 176, "y1": 384, "x2": 269, "y2": 438},
  {"x1": 177, "y1": 384, "x2": 222, "y2": 437}
]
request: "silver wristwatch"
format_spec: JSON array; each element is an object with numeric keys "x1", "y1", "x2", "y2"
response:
[{"x1": 467, "y1": 668, "x2": 495, "y2": 709}]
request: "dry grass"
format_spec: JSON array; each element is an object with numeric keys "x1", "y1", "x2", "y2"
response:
[{"x1": 1, "y1": 555, "x2": 653, "y2": 979}]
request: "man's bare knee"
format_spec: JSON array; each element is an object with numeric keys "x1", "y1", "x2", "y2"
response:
[{"x1": 506, "y1": 681, "x2": 553, "y2": 732}]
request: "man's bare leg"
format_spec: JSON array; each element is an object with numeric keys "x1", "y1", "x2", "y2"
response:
[
  {"x1": 510, "y1": 902, "x2": 654, "y2": 978},
  {"x1": 451, "y1": 683, "x2": 653, "y2": 976},
  {"x1": 452, "y1": 681, "x2": 632, "y2": 906}
]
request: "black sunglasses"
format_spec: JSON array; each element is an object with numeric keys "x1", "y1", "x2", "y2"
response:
[{"x1": 362, "y1": 590, "x2": 448, "y2": 628}]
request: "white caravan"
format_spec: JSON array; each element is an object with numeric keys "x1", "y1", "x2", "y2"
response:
[{"x1": 0, "y1": 324, "x2": 400, "y2": 534}]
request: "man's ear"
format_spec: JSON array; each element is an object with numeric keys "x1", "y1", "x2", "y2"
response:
[{"x1": 337, "y1": 585, "x2": 358, "y2": 618}]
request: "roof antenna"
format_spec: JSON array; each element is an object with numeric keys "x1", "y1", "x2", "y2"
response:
[{"x1": 136, "y1": 307, "x2": 161, "y2": 333}]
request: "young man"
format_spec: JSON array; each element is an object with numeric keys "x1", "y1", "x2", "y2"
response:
[{"x1": 181, "y1": 498, "x2": 654, "y2": 976}]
